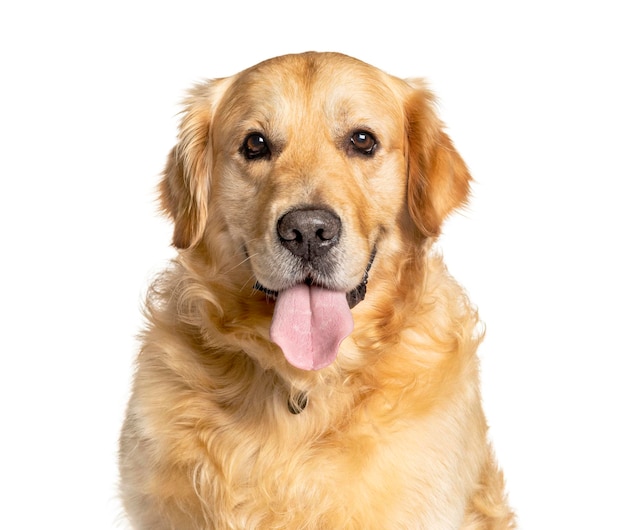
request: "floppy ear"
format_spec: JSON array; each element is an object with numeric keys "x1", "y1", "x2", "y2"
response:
[
  {"x1": 159, "y1": 79, "x2": 229, "y2": 249},
  {"x1": 405, "y1": 81, "x2": 471, "y2": 238}
]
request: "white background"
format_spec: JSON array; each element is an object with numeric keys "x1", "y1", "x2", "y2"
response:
[{"x1": 1, "y1": 1, "x2": 624, "y2": 528}]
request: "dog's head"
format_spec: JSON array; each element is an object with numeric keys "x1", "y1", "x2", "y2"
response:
[{"x1": 160, "y1": 52, "x2": 470, "y2": 371}]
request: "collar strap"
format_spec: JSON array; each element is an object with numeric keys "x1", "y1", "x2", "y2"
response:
[{"x1": 287, "y1": 392, "x2": 308, "y2": 414}]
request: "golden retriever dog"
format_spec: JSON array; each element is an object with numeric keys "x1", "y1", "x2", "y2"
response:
[{"x1": 119, "y1": 52, "x2": 515, "y2": 529}]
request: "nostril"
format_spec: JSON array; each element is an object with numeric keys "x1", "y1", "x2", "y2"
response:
[
  {"x1": 280, "y1": 226, "x2": 304, "y2": 243},
  {"x1": 316, "y1": 225, "x2": 337, "y2": 241},
  {"x1": 277, "y1": 208, "x2": 341, "y2": 260}
]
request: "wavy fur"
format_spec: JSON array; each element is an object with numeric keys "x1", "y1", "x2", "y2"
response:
[{"x1": 119, "y1": 52, "x2": 514, "y2": 529}]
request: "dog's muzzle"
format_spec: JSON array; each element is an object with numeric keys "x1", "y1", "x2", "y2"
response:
[
  {"x1": 253, "y1": 248, "x2": 375, "y2": 308},
  {"x1": 252, "y1": 207, "x2": 376, "y2": 371},
  {"x1": 255, "y1": 206, "x2": 376, "y2": 308}
]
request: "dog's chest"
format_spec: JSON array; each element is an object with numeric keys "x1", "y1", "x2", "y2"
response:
[{"x1": 189, "y1": 401, "x2": 462, "y2": 529}]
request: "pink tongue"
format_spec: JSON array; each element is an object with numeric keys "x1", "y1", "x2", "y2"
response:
[{"x1": 269, "y1": 284, "x2": 354, "y2": 370}]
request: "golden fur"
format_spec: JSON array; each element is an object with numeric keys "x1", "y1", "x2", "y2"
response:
[{"x1": 119, "y1": 52, "x2": 515, "y2": 529}]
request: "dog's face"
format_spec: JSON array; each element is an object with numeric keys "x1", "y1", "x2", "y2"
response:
[
  {"x1": 160, "y1": 52, "x2": 470, "y2": 370},
  {"x1": 212, "y1": 56, "x2": 406, "y2": 297}
]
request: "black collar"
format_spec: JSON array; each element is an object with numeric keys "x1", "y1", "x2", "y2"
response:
[{"x1": 287, "y1": 392, "x2": 308, "y2": 414}]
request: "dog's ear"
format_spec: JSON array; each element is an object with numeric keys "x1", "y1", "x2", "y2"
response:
[
  {"x1": 405, "y1": 81, "x2": 471, "y2": 238},
  {"x1": 159, "y1": 79, "x2": 229, "y2": 249}
]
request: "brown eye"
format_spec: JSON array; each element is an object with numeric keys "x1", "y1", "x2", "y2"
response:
[
  {"x1": 242, "y1": 133, "x2": 270, "y2": 160},
  {"x1": 350, "y1": 131, "x2": 377, "y2": 155}
]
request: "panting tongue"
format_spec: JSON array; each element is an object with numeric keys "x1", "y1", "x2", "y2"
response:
[{"x1": 269, "y1": 284, "x2": 354, "y2": 371}]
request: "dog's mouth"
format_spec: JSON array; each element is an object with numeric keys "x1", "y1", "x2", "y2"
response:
[{"x1": 253, "y1": 249, "x2": 376, "y2": 371}]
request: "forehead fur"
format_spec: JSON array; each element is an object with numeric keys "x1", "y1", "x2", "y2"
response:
[{"x1": 213, "y1": 52, "x2": 407, "y2": 142}]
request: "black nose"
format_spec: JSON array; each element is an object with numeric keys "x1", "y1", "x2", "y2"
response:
[{"x1": 277, "y1": 208, "x2": 341, "y2": 260}]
